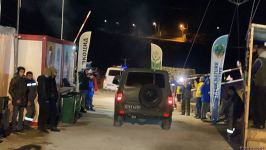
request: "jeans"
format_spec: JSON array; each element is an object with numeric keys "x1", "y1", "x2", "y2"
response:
[
  {"x1": 201, "y1": 102, "x2": 210, "y2": 119},
  {"x1": 24, "y1": 100, "x2": 35, "y2": 126},
  {"x1": 12, "y1": 106, "x2": 24, "y2": 130},
  {"x1": 196, "y1": 97, "x2": 202, "y2": 118},
  {"x1": 38, "y1": 100, "x2": 49, "y2": 130},
  {"x1": 181, "y1": 98, "x2": 190, "y2": 116},
  {"x1": 85, "y1": 95, "x2": 93, "y2": 109},
  {"x1": 49, "y1": 100, "x2": 59, "y2": 128}
]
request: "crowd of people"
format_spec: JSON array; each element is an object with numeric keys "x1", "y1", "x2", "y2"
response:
[
  {"x1": 171, "y1": 75, "x2": 245, "y2": 139},
  {"x1": 8, "y1": 66, "x2": 61, "y2": 133}
]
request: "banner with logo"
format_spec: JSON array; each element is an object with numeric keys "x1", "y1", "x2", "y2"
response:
[
  {"x1": 210, "y1": 35, "x2": 228, "y2": 123},
  {"x1": 151, "y1": 43, "x2": 163, "y2": 70},
  {"x1": 78, "y1": 31, "x2": 92, "y2": 71}
]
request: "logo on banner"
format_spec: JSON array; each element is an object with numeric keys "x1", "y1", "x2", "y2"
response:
[
  {"x1": 214, "y1": 44, "x2": 226, "y2": 58},
  {"x1": 151, "y1": 43, "x2": 163, "y2": 70}
]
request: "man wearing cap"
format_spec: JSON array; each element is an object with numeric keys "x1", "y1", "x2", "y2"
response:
[{"x1": 251, "y1": 42, "x2": 266, "y2": 129}]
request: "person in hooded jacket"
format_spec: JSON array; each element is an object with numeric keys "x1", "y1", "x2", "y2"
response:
[
  {"x1": 9, "y1": 66, "x2": 27, "y2": 132},
  {"x1": 48, "y1": 67, "x2": 60, "y2": 132},
  {"x1": 195, "y1": 77, "x2": 204, "y2": 119},
  {"x1": 225, "y1": 86, "x2": 244, "y2": 139},
  {"x1": 24, "y1": 71, "x2": 37, "y2": 129},
  {"x1": 201, "y1": 78, "x2": 210, "y2": 120},
  {"x1": 181, "y1": 80, "x2": 192, "y2": 116},
  {"x1": 251, "y1": 44, "x2": 266, "y2": 129},
  {"x1": 37, "y1": 68, "x2": 51, "y2": 133}
]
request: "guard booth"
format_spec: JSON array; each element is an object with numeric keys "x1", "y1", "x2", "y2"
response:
[
  {"x1": 17, "y1": 34, "x2": 77, "y2": 125},
  {"x1": 244, "y1": 23, "x2": 266, "y2": 147}
]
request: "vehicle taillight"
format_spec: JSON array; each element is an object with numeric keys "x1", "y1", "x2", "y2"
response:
[
  {"x1": 167, "y1": 96, "x2": 173, "y2": 105},
  {"x1": 118, "y1": 110, "x2": 125, "y2": 115},
  {"x1": 163, "y1": 113, "x2": 170, "y2": 117},
  {"x1": 116, "y1": 92, "x2": 123, "y2": 102}
]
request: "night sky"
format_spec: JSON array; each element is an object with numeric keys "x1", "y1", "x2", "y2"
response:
[{"x1": 1, "y1": 0, "x2": 266, "y2": 73}]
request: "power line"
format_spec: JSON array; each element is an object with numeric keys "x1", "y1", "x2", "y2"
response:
[{"x1": 182, "y1": 0, "x2": 213, "y2": 69}]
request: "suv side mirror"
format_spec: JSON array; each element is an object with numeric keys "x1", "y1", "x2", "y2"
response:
[{"x1": 113, "y1": 75, "x2": 121, "y2": 85}]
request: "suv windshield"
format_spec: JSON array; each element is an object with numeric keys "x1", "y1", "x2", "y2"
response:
[
  {"x1": 126, "y1": 72, "x2": 165, "y2": 88},
  {"x1": 109, "y1": 70, "x2": 122, "y2": 76}
]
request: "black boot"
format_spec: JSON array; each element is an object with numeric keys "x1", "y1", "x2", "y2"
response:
[{"x1": 50, "y1": 127, "x2": 60, "y2": 132}]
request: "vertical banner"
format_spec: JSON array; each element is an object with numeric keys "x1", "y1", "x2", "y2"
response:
[
  {"x1": 78, "y1": 31, "x2": 92, "y2": 71},
  {"x1": 151, "y1": 43, "x2": 163, "y2": 70},
  {"x1": 210, "y1": 35, "x2": 228, "y2": 123},
  {"x1": 76, "y1": 31, "x2": 92, "y2": 91}
]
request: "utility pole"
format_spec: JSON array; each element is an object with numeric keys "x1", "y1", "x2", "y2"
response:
[
  {"x1": 61, "y1": 0, "x2": 64, "y2": 40},
  {"x1": 0, "y1": 0, "x2": 2, "y2": 24},
  {"x1": 14, "y1": 0, "x2": 21, "y2": 69}
]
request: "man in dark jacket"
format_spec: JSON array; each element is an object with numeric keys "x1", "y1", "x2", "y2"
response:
[
  {"x1": 24, "y1": 71, "x2": 38, "y2": 129},
  {"x1": 181, "y1": 80, "x2": 192, "y2": 116},
  {"x1": 48, "y1": 67, "x2": 60, "y2": 132},
  {"x1": 37, "y1": 68, "x2": 51, "y2": 133},
  {"x1": 225, "y1": 86, "x2": 244, "y2": 138},
  {"x1": 9, "y1": 66, "x2": 27, "y2": 132},
  {"x1": 201, "y1": 78, "x2": 210, "y2": 120},
  {"x1": 251, "y1": 45, "x2": 266, "y2": 129}
]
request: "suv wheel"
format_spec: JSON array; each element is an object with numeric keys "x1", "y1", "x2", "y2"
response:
[
  {"x1": 161, "y1": 118, "x2": 172, "y2": 130},
  {"x1": 114, "y1": 115, "x2": 123, "y2": 127}
]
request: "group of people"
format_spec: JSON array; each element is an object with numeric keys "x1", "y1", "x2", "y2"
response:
[
  {"x1": 8, "y1": 66, "x2": 60, "y2": 133},
  {"x1": 172, "y1": 75, "x2": 245, "y2": 137},
  {"x1": 79, "y1": 68, "x2": 98, "y2": 112},
  {"x1": 173, "y1": 76, "x2": 211, "y2": 120}
]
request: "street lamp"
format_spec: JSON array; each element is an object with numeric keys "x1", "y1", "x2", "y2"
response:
[
  {"x1": 152, "y1": 22, "x2": 157, "y2": 27},
  {"x1": 104, "y1": 19, "x2": 107, "y2": 23},
  {"x1": 179, "y1": 23, "x2": 188, "y2": 41},
  {"x1": 116, "y1": 21, "x2": 120, "y2": 25},
  {"x1": 132, "y1": 23, "x2": 136, "y2": 27}
]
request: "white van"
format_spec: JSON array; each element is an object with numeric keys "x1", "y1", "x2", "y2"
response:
[{"x1": 103, "y1": 67, "x2": 123, "y2": 91}]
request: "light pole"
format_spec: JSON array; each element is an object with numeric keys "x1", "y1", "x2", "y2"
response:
[
  {"x1": 14, "y1": 0, "x2": 21, "y2": 69},
  {"x1": 153, "y1": 21, "x2": 161, "y2": 37},
  {"x1": 0, "y1": 0, "x2": 2, "y2": 24},
  {"x1": 61, "y1": 0, "x2": 64, "y2": 40},
  {"x1": 179, "y1": 23, "x2": 188, "y2": 41}
]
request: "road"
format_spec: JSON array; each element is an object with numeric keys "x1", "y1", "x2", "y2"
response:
[{"x1": 1, "y1": 91, "x2": 233, "y2": 150}]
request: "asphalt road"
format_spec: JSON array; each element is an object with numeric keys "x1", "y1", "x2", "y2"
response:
[{"x1": 1, "y1": 91, "x2": 233, "y2": 150}]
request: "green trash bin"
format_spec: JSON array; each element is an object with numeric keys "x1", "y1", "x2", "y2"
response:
[{"x1": 61, "y1": 94, "x2": 76, "y2": 124}]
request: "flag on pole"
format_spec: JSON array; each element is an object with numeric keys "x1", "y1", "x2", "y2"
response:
[
  {"x1": 77, "y1": 31, "x2": 92, "y2": 71},
  {"x1": 151, "y1": 43, "x2": 163, "y2": 70},
  {"x1": 210, "y1": 34, "x2": 229, "y2": 123}
]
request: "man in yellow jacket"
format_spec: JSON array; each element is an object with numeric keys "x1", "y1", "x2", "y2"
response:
[{"x1": 195, "y1": 76, "x2": 205, "y2": 119}]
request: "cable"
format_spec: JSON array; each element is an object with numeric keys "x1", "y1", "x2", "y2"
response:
[
  {"x1": 182, "y1": 0, "x2": 213, "y2": 68},
  {"x1": 250, "y1": 0, "x2": 261, "y2": 22},
  {"x1": 229, "y1": 5, "x2": 238, "y2": 37}
]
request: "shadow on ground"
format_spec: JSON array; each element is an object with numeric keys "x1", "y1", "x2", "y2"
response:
[{"x1": 14, "y1": 144, "x2": 42, "y2": 150}]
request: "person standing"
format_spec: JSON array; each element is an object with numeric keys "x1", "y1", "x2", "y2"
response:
[
  {"x1": 37, "y1": 68, "x2": 51, "y2": 133},
  {"x1": 201, "y1": 78, "x2": 210, "y2": 120},
  {"x1": 80, "y1": 69, "x2": 90, "y2": 112},
  {"x1": 225, "y1": 86, "x2": 244, "y2": 139},
  {"x1": 9, "y1": 67, "x2": 27, "y2": 132},
  {"x1": 48, "y1": 67, "x2": 60, "y2": 132},
  {"x1": 195, "y1": 77, "x2": 204, "y2": 119},
  {"x1": 86, "y1": 70, "x2": 96, "y2": 111},
  {"x1": 181, "y1": 80, "x2": 192, "y2": 116},
  {"x1": 24, "y1": 71, "x2": 38, "y2": 129},
  {"x1": 251, "y1": 44, "x2": 266, "y2": 129}
]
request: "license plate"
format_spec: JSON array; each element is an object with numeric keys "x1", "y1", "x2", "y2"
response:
[{"x1": 125, "y1": 104, "x2": 141, "y2": 110}]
